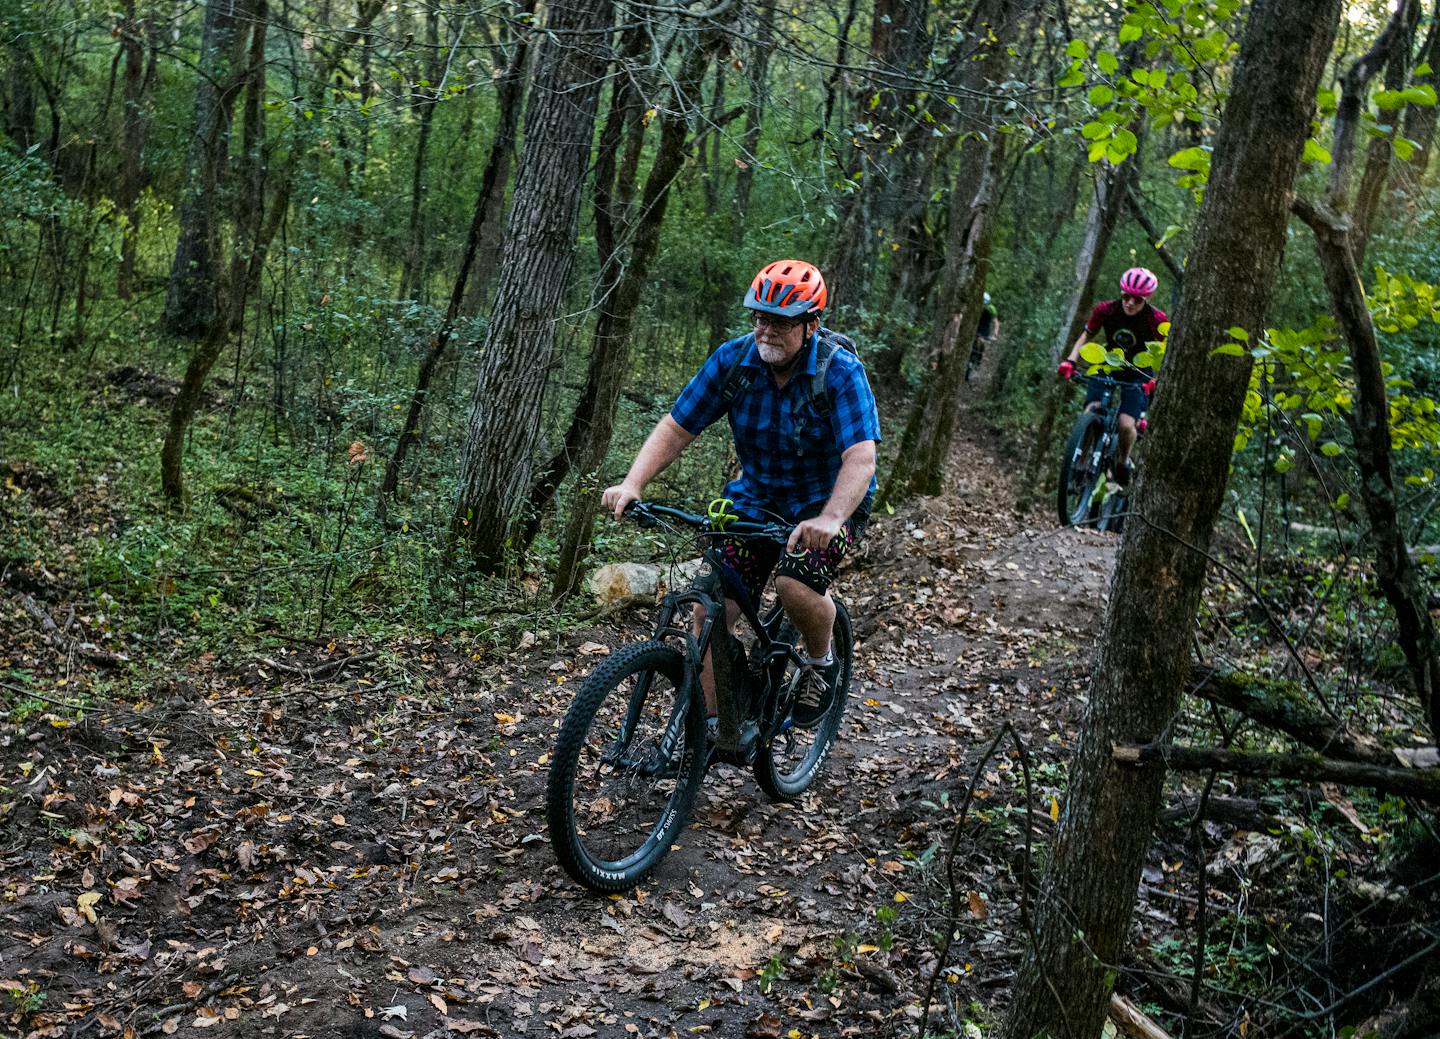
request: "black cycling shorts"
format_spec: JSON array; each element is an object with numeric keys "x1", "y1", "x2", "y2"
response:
[
  {"x1": 714, "y1": 503, "x2": 868, "y2": 604},
  {"x1": 1086, "y1": 379, "x2": 1147, "y2": 420}
]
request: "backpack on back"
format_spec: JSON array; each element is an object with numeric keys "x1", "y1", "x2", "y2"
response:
[{"x1": 716, "y1": 328, "x2": 859, "y2": 456}]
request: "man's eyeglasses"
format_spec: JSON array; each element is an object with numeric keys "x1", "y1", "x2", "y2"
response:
[
  {"x1": 1121, "y1": 293, "x2": 1146, "y2": 305},
  {"x1": 752, "y1": 313, "x2": 808, "y2": 332}
]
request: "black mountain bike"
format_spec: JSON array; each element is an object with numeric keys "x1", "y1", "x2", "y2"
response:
[
  {"x1": 1057, "y1": 373, "x2": 1135, "y2": 532},
  {"x1": 545, "y1": 501, "x2": 853, "y2": 893}
]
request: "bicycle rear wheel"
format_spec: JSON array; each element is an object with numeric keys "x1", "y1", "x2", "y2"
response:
[
  {"x1": 1097, "y1": 485, "x2": 1127, "y2": 533},
  {"x1": 754, "y1": 600, "x2": 853, "y2": 802},
  {"x1": 546, "y1": 640, "x2": 705, "y2": 893},
  {"x1": 1057, "y1": 411, "x2": 1105, "y2": 527}
]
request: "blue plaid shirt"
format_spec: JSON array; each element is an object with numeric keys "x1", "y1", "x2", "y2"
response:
[{"x1": 670, "y1": 332, "x2": 882, "y2": 521}]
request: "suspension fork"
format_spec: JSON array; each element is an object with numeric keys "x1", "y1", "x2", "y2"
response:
[{"x1": 609, "y1": 587, "x2": 718, "y2": 771}]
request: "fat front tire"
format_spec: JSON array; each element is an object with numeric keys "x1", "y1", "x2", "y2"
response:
[
  {"x1": 754, "y1": 600, "x2": 853, "y2": 802},
  {"x1": 546, "y1": 640, "x2": 704, "y2": 893},
  {"x1": 1058, "y1": 411, "x2": 1105, "y2": 528}
]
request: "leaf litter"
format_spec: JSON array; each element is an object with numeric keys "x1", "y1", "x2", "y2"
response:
[{"x1": 4, "y1": 416, "x2": 1303, "y2": 1038}]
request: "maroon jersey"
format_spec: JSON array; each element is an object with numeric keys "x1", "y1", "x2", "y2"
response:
[{"x1": 1085, "y1": 299, "x2": 1168, "y2": 379}]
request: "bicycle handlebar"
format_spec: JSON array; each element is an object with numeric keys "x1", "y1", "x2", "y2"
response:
[{"x1": 625, "y1": 501, "x2": 792, "y2": 542}]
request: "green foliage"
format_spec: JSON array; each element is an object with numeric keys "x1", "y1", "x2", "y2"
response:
[{"x1": 757, "y1": 953, "x2": 784, "y2": 994}]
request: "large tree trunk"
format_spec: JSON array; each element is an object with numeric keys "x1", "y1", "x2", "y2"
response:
[
  {"x1": 513, "y1": 23, "x2": 650, "y2": 545},
  {"x1": 1001, "y1": 2, "x2": 1340, "y2": 1035},
  {"x1": 160, "y1": 0, "x2": 267, "y2": 502},
  {"x1": 550, "y1": 30, "x2": 724, "y2": 598},
  {"x1": 450, "y1": 0, "x2": 614, "y2": 571},
  {"x1": 162, "y1": 0, "x2": 251, "y2": 338},
  {"x1": 378, "y1": 0, "x2": 537, "y2": 503},
  {"x1": 883, "y1": 0, "x2": 1022, "y2": 502}
]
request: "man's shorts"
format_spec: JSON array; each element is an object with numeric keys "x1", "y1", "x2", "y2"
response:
[
  {"x1": 714, "y1": 502, "x2": 868, "y2": 605},
  {"x1": 1085, "y1": 379, "x2": 1148, "y2": 420}
]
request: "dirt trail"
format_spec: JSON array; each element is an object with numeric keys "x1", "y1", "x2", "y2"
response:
[{"x1": 1, "y1": 411, "x2": 1122, "y2": 1038}]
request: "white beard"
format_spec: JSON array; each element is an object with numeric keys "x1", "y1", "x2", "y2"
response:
[{"x1": 757, "y1": 340, "x2": 790, "y2": 365}]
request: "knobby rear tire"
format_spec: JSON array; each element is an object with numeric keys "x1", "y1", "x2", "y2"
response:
[
  {"x1": 1057, "y1": 411, "x2": 1105, "y2": 528},
  {"x1": 754, "y1": 599, "x2": 853, "y2": 802},
  {"x1": 1097, "y1": 487, "x2": 1127, "y2": 533},
  {"x1": 546, "y1": 640, "x2": 705, "y2": 893}
]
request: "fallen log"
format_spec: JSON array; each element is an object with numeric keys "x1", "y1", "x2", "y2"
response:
[
  {"x1": 1114, "y1": 743, "x2": 1440, "y2": 802},
  {"x1": 1188, "y1": 663, "x2": 1387, "y2": 765},
  {"x1": 1159, "y1": 793, "x2": 1287, "y2": 829},
  {"x1": 1109, "y1": 993, "x2": 1173, "y2": 1039}
]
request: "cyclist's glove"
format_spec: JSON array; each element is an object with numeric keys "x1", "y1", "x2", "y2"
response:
[
  {"x1": 1057, "y1": 360, "x2": 1075, "y2": 379},
  {"x1": 1142, "y1": 378, "x2": 1157, "y2": 396}
]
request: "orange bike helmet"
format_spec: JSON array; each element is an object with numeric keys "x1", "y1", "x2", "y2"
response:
[{"x1": 744, "y1": 259, "x2": 827, "y2": 318}]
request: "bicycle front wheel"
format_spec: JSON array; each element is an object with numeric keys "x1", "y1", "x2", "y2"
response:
[
  {"x1": 754, "y1": 599, "x2": 853, "y2": 802},
  {"x1": 545, "y1": 640, "x2": 705, "y2": 893},
  {"x1": 1057, "y1": 411, "x2": 1105, "y2": 528}
]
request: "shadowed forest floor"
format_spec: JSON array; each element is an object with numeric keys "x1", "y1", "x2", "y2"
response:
[{"x1": 3, "y1": 390, "x2": 1179, "y2": 1039}]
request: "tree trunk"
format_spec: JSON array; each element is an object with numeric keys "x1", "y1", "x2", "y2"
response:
[
  {"x1": 884, "y1": 134, "x2": 1001, "y2": 500},
  {"x1": 161, "y1": 0, "x2": 250, "y2": 338},
  {"x1": 159, "y1": 0, "x2": 267, "y2": 502},
  {"x1": 379, "y1": 0, "x2": 537, "y2": 502},
  {"x1": 882, "y1": 0, "x2": 1021, "y2": 502},
  {"x1": 513, "y1": 23, "x2": 649, "y2": 544},
  {"x1": 825, "y1": 0, "x2": 930, "y2": 314},
  {"x1": 1352, "y1": 0, "x2": 1421, "y2": 264},
  {"x1": 398, "y1": 3, "x2": 444, "y2": 303},
  {"x1": 116, "y1": 0, "x2": 147, "y2": 301},
  {"x1": 731, "y1": 5, "x2": 772, "y2": 245},
  {"x1": 1001, "y1": 3, "x2": 1340, "y2": 1035},
  {"x1": 4, "y1": 34, "x2": 37, "y2": 153},
  {"x1": 1293, "y1": 199, "x2": 1440, "y2": 741},
  {"x1": 550, "y1": 30, "x2": 724, "y2": 598},
  {"x1": 1290, "y1": 0, "x2": 1440, "y2": 742},
  {"x1": 450, "y1": 0, "x2": 614, "y2": 571},
  {"x1": 1018, "y1": 156, "x2": 1135, "y2": 507},
  {"x1": 1402, "y1": 3, "x2": 1440, "y2": 181}
]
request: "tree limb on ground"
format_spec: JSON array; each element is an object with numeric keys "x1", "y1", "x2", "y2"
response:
[
  {"x1": 1109, "y1": 994, "x2": 1173, "y2": 1039},
  {"x1": 1113, "y1": 743, "x2": 1440, "y2": 802},
  {"x1": 1187, "y1": 663, "x2": 1389, "y2": 765}
]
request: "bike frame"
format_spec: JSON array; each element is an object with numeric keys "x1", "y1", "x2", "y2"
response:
[{"x1": 618, "y1": 504, "x2": 808, "y2": 767}]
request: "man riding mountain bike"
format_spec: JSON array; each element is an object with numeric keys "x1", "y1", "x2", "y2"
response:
[
  {"x1": 601, "y1": 259, "x2": 881, "y2": 731},
  {"x1": 1057, "y1": 266, "x2": 1167, "y2": 486}
]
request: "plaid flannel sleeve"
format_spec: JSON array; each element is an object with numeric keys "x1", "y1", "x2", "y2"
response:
[
  {"x1": 828, "y1": 354, "x2": 882, "y2": 451},
  {"x1": 670, "y1": 339, "x2": 744, "y2": 436}
]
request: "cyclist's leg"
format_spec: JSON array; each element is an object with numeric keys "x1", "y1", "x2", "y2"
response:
[
  {"x1": 1115, "y1": 385, "x2": 1146, "y2": 464},
  {"x1": 1083, "y1": 380, "x2": 1106, "y2": 414},
  {"x1": 773, "y1": 512, "x2": 866, "y2": 660}
]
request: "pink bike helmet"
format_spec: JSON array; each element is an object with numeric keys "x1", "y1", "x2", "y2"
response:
[{"x1": 1120, "y1": 267, "x2": 1158, "y2": 297}]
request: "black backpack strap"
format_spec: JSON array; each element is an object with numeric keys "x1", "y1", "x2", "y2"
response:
[
  {"x1": 808, "y1": 328, "x2": 855, "y2": 418},
  {"x1": 719, "y1": 335, "x2": 758, "y2": 408}
]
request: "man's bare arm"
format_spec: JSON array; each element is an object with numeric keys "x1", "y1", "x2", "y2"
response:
[
  {"x1": 600, "y1": 415, "x2": 697, "y2": 519},
  {"x1": 788, "y1": 440, "x2": 877, "y2": 552}
]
